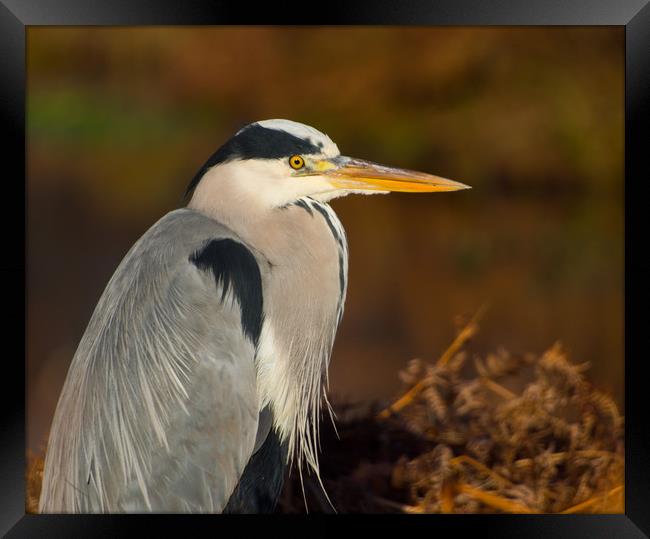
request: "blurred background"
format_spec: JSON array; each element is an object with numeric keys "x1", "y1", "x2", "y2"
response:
[{"x1": 26, "y1": 27, "x2": 623, "y2": 455}]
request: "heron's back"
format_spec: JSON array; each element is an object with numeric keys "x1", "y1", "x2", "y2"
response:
[{"x1": 39, "y1": 209, "x2": 263, "y2": 513}]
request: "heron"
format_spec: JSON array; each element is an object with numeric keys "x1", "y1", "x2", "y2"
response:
[{"x1": 39, "y1": 119, "x2": 469, "y2": 513}]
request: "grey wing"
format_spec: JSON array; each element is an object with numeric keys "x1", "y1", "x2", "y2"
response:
[{"x1": 39, "y1": 209, "x2": 266, "y2": 513}]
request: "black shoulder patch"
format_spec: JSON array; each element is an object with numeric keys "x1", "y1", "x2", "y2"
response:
[
  {"x1": 185, "y1": 123, "x2": 322, "y2": 197},
  {"x1": 189, "y1": 239, "x2": 263, "y2": 347}
]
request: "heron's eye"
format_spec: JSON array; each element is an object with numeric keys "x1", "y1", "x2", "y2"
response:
[{"x1": 289, "y1": 155, "x2": 305, "y2": 170}]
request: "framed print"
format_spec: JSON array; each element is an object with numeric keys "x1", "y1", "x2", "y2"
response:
[{"x1": 2, "y1": 0, "x2": 649, "y2": 537}]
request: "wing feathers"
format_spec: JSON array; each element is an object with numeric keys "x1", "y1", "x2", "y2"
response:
[{"x1": 40, "y1": 209, "x2": 264, "y2": 513}]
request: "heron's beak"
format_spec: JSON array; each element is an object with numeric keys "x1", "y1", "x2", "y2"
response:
[{"x1": 317, "y1": 156, "x2": 470, "y2": 193}]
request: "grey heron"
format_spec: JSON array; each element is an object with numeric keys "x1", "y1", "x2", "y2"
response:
[{"x1": 39, "y1": 119, "x2": 469, "y2": 513}]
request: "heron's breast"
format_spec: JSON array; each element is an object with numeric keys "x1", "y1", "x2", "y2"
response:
[
  {"x1": 252, "y1": 200, "x2": 348, "y2": 444},
  {"x1": 272, "y1": 200, "x2": 346, "y2": 306},
  {"x1": 255, "y1": 199, "x2": 347, "y2": 340}
]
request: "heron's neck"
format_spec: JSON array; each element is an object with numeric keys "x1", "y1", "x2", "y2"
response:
[{"x1": 189, "y1": 186, "x2": 347, "y2": 478}]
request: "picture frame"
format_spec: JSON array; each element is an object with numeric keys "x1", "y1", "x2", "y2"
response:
[{"x1": 2, "y1": 0, "x2": 648, "y2": 536}]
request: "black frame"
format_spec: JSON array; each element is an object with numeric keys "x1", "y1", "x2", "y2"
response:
[{"x1": 2, "y1": 1, "x2": 648, "y2": 536}]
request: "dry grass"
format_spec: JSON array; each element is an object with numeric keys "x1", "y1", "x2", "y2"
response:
[
  {"x1": 379, "y1": 338, "x2": 624, "y2": 514},
  {"x1": 27, "y1": 311, "x2": 623, "y2": 514}
]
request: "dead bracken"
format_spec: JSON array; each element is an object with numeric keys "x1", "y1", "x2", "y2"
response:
[{"x1": 277, "y1": 309, "x2": 624, "y2": 514}]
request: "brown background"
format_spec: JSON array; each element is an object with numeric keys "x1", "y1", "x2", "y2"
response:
[{"x1": 27, "y1": 27, "x2": 624, "y2": 453}]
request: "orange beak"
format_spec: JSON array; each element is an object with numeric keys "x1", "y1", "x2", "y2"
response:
[{"x1": 321, "y1": 157, "x2": 470, "y2": 193}]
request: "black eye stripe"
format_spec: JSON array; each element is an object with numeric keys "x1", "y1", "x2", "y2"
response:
[{"x1": 186, "y1": 124, "x2": 320, "y2": 196}]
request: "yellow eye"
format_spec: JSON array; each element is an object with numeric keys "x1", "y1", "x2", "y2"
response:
[{"x1": 289, "y1": 155, "x2": 305, "y2": 170}]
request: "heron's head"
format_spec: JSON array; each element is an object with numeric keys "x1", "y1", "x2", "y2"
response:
[{"x1": 186, "y1": 119, "x2": 469, "y2": 210}]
